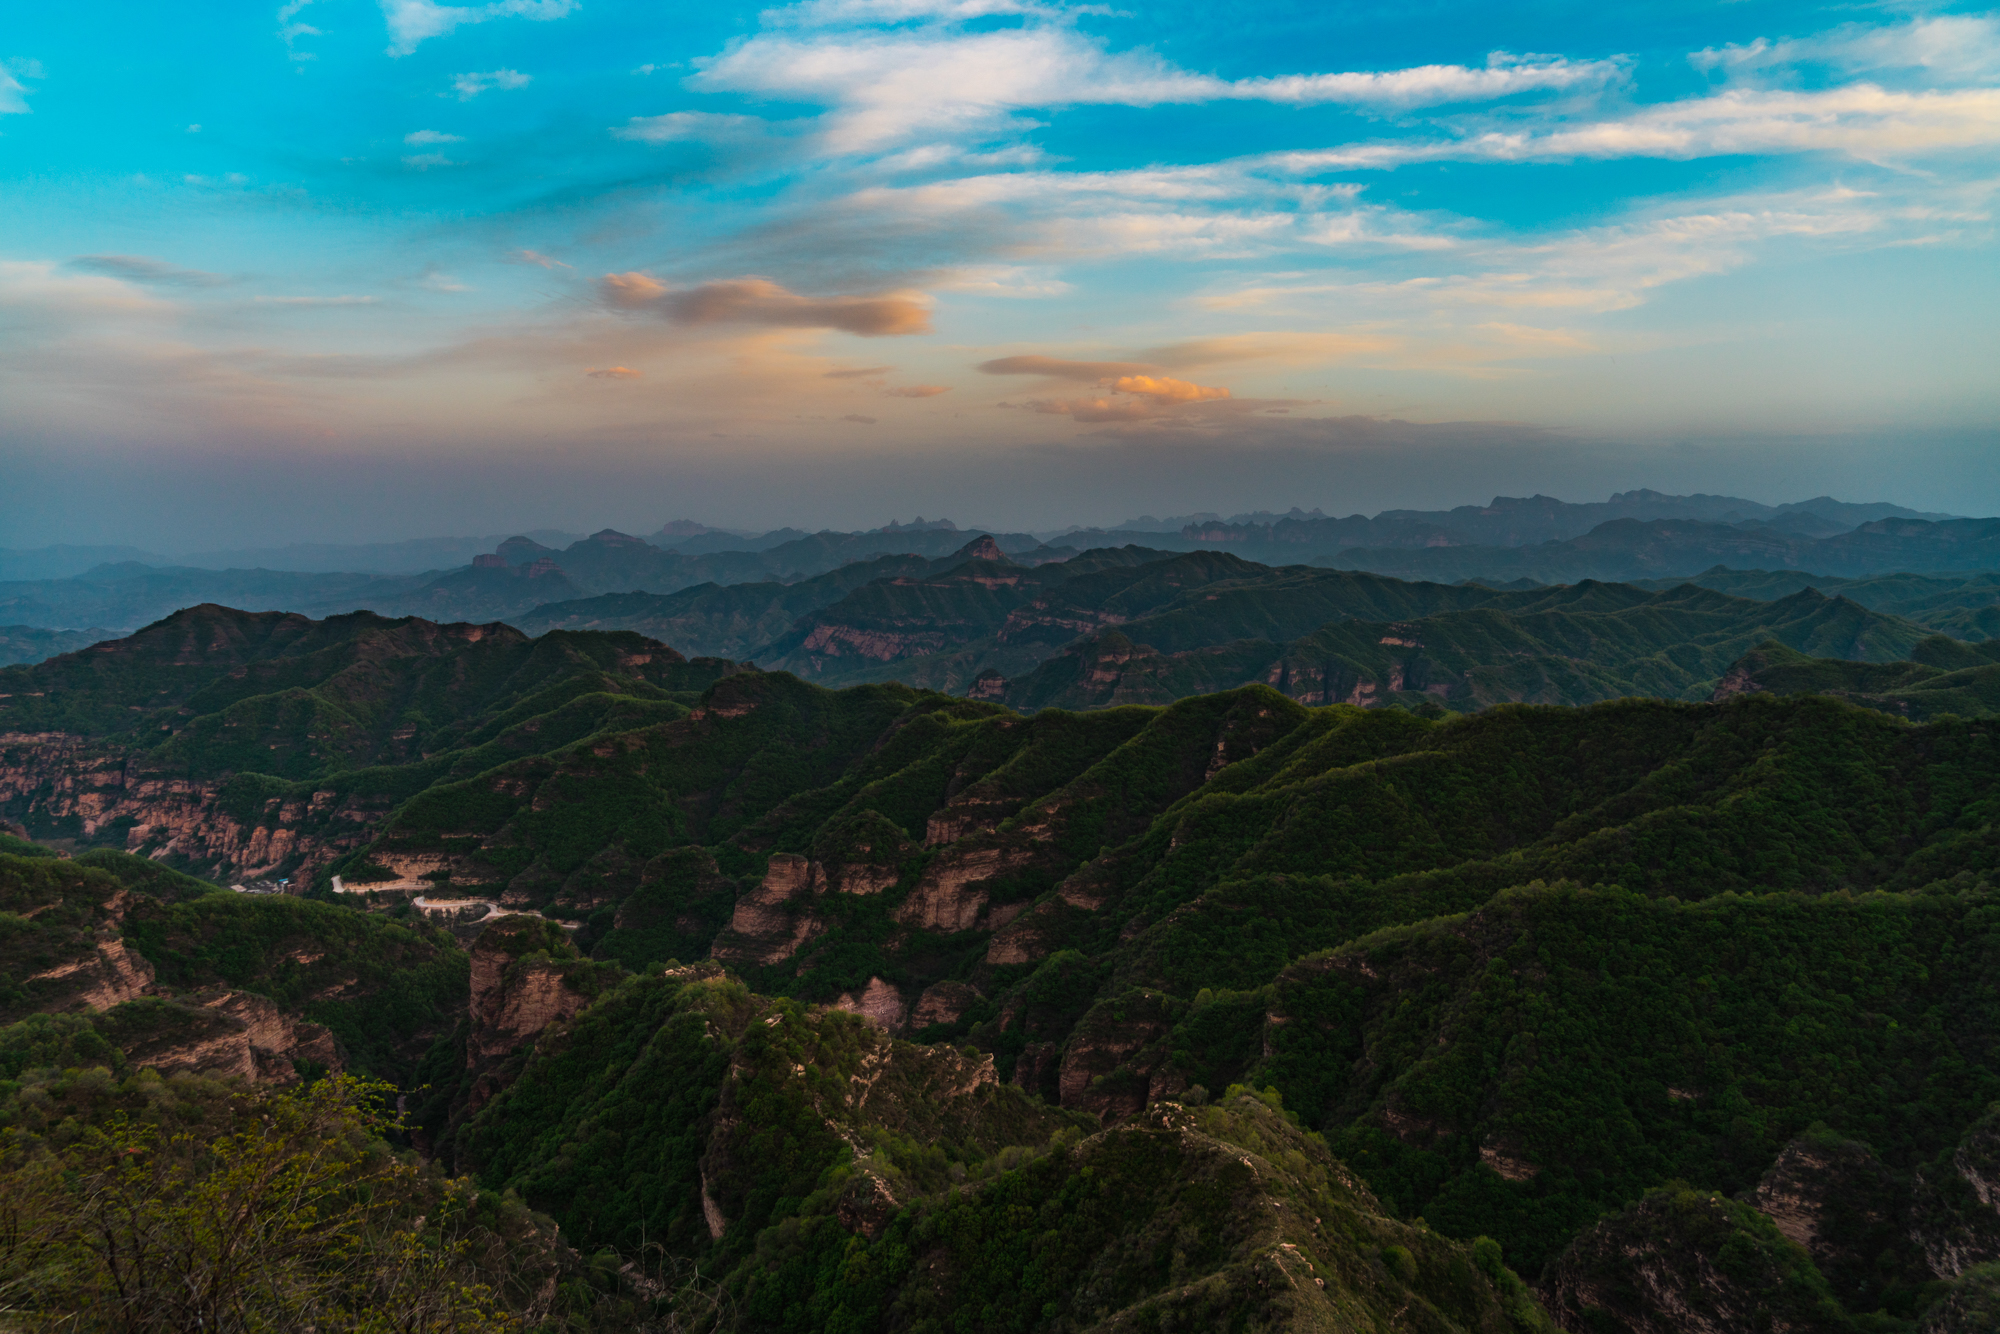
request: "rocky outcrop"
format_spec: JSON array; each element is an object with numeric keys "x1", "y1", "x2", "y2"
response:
[
  {"x1": 1544, "y1": 1185, "x2": 1849, "y2": 1334},
  {"x1": 896, "y1": 838, "x2": 1044, "y2": 933},
  {"x1": 112, "y1": 991, "x2": 339, "y2": 1084},
  {"x1": 1743, "y1": 1132, "x2": 1911, "y2": 1312},
  {"x1": 833, "y1": 977, "x2": 907, "y2": 1031},
  {"x1": 710, "y1": 854, "x2": 823, "y2": 964},
  {"x1": 910, "y1": 981, "x2": 982, "y2": 1032},
  {"x1": 0, "y1": 731, "x2": 383, "y2": 881},
  {"x1": 27, "y1": 930, "x2": 155, "y2": 1012},
  {"x1": 1710, "y1": 661, "x2": 1766, "y2": 702},
  {"x1": 466, "y1": 916, "x2": 595, "y2": 1067},
  {"x1": 796, "y1": 623, "x2": 953, "y2": 665},
  {"x1": 1055, "y1": 991, "x2": 1185, "y2": 1124},
  {"x1": 1915, "y1": 1107, "x2": 2000, "y2": 1279}
]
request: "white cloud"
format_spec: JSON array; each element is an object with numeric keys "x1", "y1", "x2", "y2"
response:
[
  {"x1": 402, "y1": 151, "x2": 463, "y2": 169},
  {"x1": 0, "y1": 58, "x2": 41, "y2": 114},
  {"x1": 450, "y1": 68, "x2": 531, "y2": 100},
  {"x1": 1201, "y1": 181, "x2": 1982, "y2": 322},
  {"x1": 761, "y1": 0, "x2": 1074, "y2": 27},
  {"x1": 404, "y1": 129, "x2": 464, "y2": 144},
  {"x1": 693, "y1": 28, "x2": 1627, "y2": 153},
  {"x1": 381, "y1": 0, "x2": 576, "y2": 57},
  {"x1": 1693, "y1": 16, "x2": 2000, "y2": 84},
  {"x1": 1219, "y1": 52, "x2": 1628, "y2": 107},
  {"x1": 613, "y1": 111, "x2": 766, "y2": 143},
  {"x1": 277, "y1": 1, "x2": 321, "y2": 58},
  {"x1": 1264, "y1": 84, "x2": 2000, "y2": 172}
]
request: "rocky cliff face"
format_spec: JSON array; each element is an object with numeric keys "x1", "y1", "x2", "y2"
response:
[
  {"x1": 1915, "y1": 1106, "x2": 2000, "y2": 1280},
  {"x1": 709, "y1": 853, "x2": 825, "y2": 965},
  {"x1": 25, "y1": 924, "x2": 156, "y2": 1012},
  {"x1": 1543, "y1": 1185, "x2": 1850, "y2": 1334},
  {"x1": 1743, "y1": 1132, "x2": 1918, "y2": 1314},
  {"x1": 466, "y1": 916, "x2": 596, "y2": 1067},
  {"x1": 0, "y1": 731, "x2": 384, "y2": 880},
  {"x1": 112, "y1": 990, "x2": 340, "y2": 1084}
]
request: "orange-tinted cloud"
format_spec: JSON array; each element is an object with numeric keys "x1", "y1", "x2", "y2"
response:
[
  {"x1": 976, "y1": 354, "x2": 1161, "y2": 380},
  {"x1": 1112, "y1": 374, "x2": 1229, "y2": 403},
  {"x1": 515, "y1": 249, "x2": 573, "y2": 270},
  {"x1": 587, "y1": 365, "x2": 642, "y2": 379},
  {"x1": 825, "y1": 364, "x2": 893, "y2": 378},
  {"x1": 983, "y1": 354, "x2": 1230, "y2": 420},
  {"x1": 601, "y1": 271, "x2": 668, "y2": 306},
  {"x1": 600, "y1": 273, "x2": 931, "y2": 336},
  {"x1": 886, "y1": 384, "x2": 949, "y2": 397},
  {"x1": 842, "y1": 413, "x2": 878, "y2": 423}
]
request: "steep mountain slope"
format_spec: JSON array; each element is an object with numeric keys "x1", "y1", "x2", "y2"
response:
[
  {"x1": 999, "y1": 583, "x2": 1929, "y2": 712},
  {"x1": 1651, "y1": 567, "x2": 2000, "y2": 642},
  {"x1": 0, "y1": 605, "x2": 742, "y2": 880},
  {"x1": 322, "y1": 678, "x2": 2000, "y2": 1327},
  {"x1": 16, "y1": 642, "x2": 2000, "y2": 1326},
  {"x1": 1714, "y1": 637, "x2": 2000, "y2": 719}
]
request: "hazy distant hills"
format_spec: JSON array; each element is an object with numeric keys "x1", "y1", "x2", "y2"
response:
[
  {"x1": 495, "y1": 540, "x2": 1946, "y2": 712},
  {"x1": 0, "y1": 624, "x2": 120, "y2": 667},
  {"x1": 4, "y1": 493, "x2": 1997, "y2": 679},
  {"x1": 1335, "y1": 515, "x2": 2000, "y2": 584}
]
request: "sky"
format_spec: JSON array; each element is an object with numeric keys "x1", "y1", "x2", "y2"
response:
[{"x1": 2, "y1": 0, "x2": 1997, "y2": 547}]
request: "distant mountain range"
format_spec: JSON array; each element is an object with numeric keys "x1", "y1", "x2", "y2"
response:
[{"x1": 4, "y1": 492, "x2": 1997, "y2": 674}]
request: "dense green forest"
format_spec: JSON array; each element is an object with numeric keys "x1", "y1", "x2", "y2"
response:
[{"x1": 11, "y1": 589, "x2": 2000, "y2": 1327}]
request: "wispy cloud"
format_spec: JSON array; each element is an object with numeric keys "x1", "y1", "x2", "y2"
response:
[
  {"x1": 884, "y1": 383, "x2": 948, "y2": 396},
  {"x1": 613, "y1": 111, "x2": 768, "y2": 143},
  {"x1": 762, "y1": 0, "x2": 1075, "y2": 27},
  {"x1": 978, "y1": 354, "x2": 1161, "y2": 380},
  {"x1": 1693, "y1": 16, "x2": 2000, "y2": 84},
  {"x1": 0, "y1": 58, "x2": 41, "y2": 114},
  {"x1": 449, "y1": 68, "x2": 531, "y2": 100},
  {"x1": 1266, "y1": 84, "x2": 2000, "y2": 170},
  {"x1": 277, "y1": 1, "x2": 320, "y2": 61},
  {"x1": 405, "y1": 129, "x2": 464, "y2": 144},
  {"x1": 588, "y1": 365, "x2": 642, "y2": 379},
  {"x1": 382, "y1": 0, "x2": 576, "y2": 57},
  {"x1": 602, "y1": 273, "x2": 934, "y2": 335},
  {"x1": 693, "y1": 28, "x2": 1624, "y2": 152},
  {"x1": 69, "y1": 254, "x2": 228, "y2": 288}
]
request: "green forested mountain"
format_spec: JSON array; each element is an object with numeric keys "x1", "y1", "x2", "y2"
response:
[
  {"x1": 15, "y1": 599, "x2": 2000, "y2": 1328},
  {"x1": 505, "y1": 545, "x2": 1937, "y2": 708},
  {"x1": 1650, "y1": 566, "x2": 2000, "y2": 642},
  {"x1": 312, "y1": 676, "x2": 2000, "y2": 1329},
  {"x1": 1715, "y1": 636, "x2": 2000, "y2": 720},
  {"x1": 998, "y1": 581, "x2": 1929, "y2": 712}
]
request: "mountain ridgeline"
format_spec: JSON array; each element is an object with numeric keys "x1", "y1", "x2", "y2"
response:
[{"x1": 7, "y1": 489, "x2": 2000, "y2": 655}]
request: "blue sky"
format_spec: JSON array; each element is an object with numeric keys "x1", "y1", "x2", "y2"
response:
[{"x1": 2, "y1": 1, "x2": 1997, "y2": 545}]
